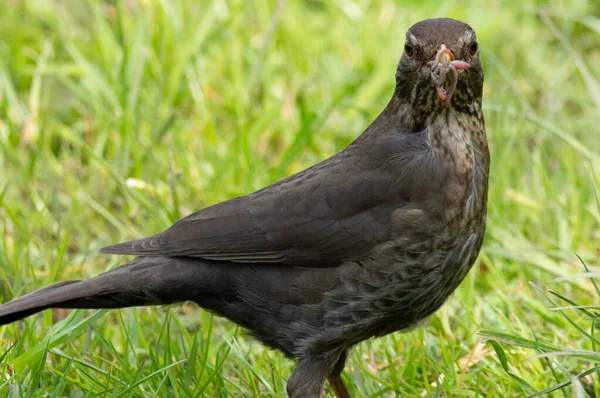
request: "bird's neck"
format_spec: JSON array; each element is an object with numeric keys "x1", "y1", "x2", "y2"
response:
[
  {"x1": 384, "y1": 90, "x2": 482, "y2": 127},
  {"x1": 383, "y1": 94, "x2": 488, "y2": 168}
]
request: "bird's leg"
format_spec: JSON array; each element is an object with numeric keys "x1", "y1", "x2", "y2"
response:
[
  {"x1": 326, "y1": 350, "x2": 349, "y2": 398},
  {"x1": 287, "y1": 357, "x2": 329, "y2": 398},
  {"x1": 287, "y1": 351, "x2": 347, "y2": 398}
]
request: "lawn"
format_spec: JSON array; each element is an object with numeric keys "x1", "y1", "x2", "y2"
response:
[{"x1": 1, "y1": 0, "x2": 600, "y2": 396}]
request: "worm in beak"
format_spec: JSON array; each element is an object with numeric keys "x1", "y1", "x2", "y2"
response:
[{"x1": 429, "y1": 44, "x2": 470, "y2": 108}]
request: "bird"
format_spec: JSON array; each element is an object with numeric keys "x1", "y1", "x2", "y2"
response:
[{"x1": 0, "y1": 18, "x2": 489, "y2": 398}]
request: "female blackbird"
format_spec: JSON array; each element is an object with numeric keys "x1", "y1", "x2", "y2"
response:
[{"x1": 0, "y1": 18, "x2": 488, "y2": 398}]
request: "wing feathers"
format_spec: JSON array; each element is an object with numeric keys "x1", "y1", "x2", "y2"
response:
[{"x1": 99, "y1": 134, "x2": 427, "y2": 266}]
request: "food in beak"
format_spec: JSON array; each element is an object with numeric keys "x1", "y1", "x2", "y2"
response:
[{"x1": 429, "y1": 44, "x2": 471, "y2": 108}]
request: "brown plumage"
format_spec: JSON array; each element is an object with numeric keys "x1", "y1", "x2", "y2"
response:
[{"x1": 0, "y1": 18, "x2": 488, "y2": 397}]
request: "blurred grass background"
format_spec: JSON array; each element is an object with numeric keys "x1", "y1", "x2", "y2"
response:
[{"x1": 1, "y1": 0, "x2": 600, "y2": 396}]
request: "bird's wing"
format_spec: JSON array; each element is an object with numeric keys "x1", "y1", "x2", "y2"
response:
[{"x1": 101, "y1": 133, "x2": 428, "y2": 266}]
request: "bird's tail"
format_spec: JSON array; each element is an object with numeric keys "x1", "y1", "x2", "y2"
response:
[{"x1": 0, "y1": 256, "x2": 219, "y2": 326}]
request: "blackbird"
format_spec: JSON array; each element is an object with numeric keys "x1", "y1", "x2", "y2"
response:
[{"x1": 0, "y1": 18, "x2": 489, "y2": 397}]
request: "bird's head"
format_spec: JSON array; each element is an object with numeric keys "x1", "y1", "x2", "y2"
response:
[{"x1": 393, "y1": 18, "x2": 483, "y2": 123}]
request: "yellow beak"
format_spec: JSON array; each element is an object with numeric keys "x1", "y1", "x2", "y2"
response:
[{"x1": 438, "y1": 44, "x2": 454, "y2": 64}]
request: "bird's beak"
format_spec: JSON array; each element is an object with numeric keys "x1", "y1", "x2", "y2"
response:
[
  {"x1": 433, "y1": 44, "x2": 470, "y2": 70},
  {"x1": 430, "y1": 44, "x2": 471, "y2": 108},
  {"x1": 435, "y1": 44, "x2": 454, "y2": 65}
]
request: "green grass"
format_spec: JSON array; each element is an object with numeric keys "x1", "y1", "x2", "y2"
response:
[{"x1": 0, "y1": 0, "x2": 599, "y2": 396}]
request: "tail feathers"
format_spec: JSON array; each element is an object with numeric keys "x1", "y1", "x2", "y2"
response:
[
  {"x1": 0, "y1": 256, "x2": 216, "y2": 326},
  {"x1": 0, "y1": 281, "x2": 79, "y2": 325}
]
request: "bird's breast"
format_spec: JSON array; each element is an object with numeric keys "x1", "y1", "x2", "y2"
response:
[{"x1": 426, "y1": 110, "x2": 487, "y2": 227}]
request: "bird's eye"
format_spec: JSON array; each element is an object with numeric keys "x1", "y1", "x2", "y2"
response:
[
  {"x1": 404, "y1": 43, "x2": 415, "y2": 58},
  {"x1": 469, "y1": 41, "x2": 479, "y2": 56}
]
